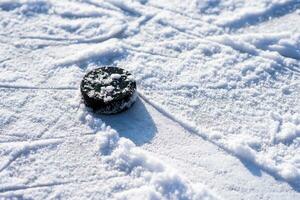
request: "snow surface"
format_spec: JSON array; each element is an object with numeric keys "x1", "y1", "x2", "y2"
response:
[{"x1": 0, "y1": 0, "x2": 300, "y2": 199}]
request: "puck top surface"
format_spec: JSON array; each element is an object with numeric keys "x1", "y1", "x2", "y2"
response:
[{"x1": 80, "y1": 67, "x2": 137, "y2": 112}]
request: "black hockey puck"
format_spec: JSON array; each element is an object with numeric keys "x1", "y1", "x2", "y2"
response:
[{"x1": 80, "y1": 67, "x2": 137, "y2": 114}]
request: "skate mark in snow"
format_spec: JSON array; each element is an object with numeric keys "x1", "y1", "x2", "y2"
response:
[
  {"x1": 81, "y1": 0, "x2": 121, "y2": 12},
  {"x1": 125, "y1": 45, "x2": 180, "y2": 59},
  {"x1": 146, "y1": 3, "x2": 211, "y2": 25},
  {"x1": 0, "y1": 58, "x2": 10, "y2": 64},
  {"x1": 0, "y1": 132, "x2": 97, "y2": 145},
  {"x1": 138, "y1": 91, "x2": 300, "y2": 190},
  {"x1": 0, "y1": 172, "x2": 129, "y2": 194},
  {"x1": 0, "y1": 174, "x2": 165, "y2": 195},
  {"x1": 0, "y1": 84, "x2": 77, "y2": 91},
  {"x1": 36, "y1": 112, "x2": 66, "y2": 138},
  {"x1": 56, "y1": 39, "x2": 125, "y2": 66},
  {"x1": 155, "y1": 19, "x2": 300, "y2": 64},
  {"x1": 156, "y1": 19, "x2": 206, "y2": 39},
  {"x1": 0, "y1": 139, "x2": 62, "y2": 173},
  {"x1": 217, "y1": 0, "x2": 300, "y2": 29},
  {"x1": 210, "y1": 33, "x2": 300, "y2": 61},
  {"x1": 0, "y1": 181, "x2": 69, "y2": 194},
  {"x1": 19, "y1": 24, "x2": 127, "y2": 45},
  {"x1": 104, "y1": 0, "x2": 142, "y2": 17}
]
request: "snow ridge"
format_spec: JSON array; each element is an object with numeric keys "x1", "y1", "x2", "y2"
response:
[
  {"x1": 96, "y1": 126, "x2": 219, "y2": 200},
  {"x1": 216, "y1": 0, "x2": 300, "y2": 29}
]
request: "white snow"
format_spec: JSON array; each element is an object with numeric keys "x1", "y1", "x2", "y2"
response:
[
  {"x1": 1, "y1": 0, "x2": 300, "y2": 199},
  {"x1": 271, "y1": 113, "x2": 300, "y2": 144},
  {"x1": 103, "y1": 95, "x2": 114, "y2": 102},
  {"x1": 56, "y1": 39, "x2": 124, "y2": 66},
  {"x1": 106, "y1": 85, "x2": 115, "y2": 92},
  {"x1": 96, "y1": 126, "x2": 218, "y2": 200},
  {"x1": 111, "y1": 73, "x2": 122, "y2": 80}
]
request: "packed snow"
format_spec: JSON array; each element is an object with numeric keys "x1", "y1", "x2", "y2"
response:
[{"x1": 0, "y1": 0, "x2": 300, "y2": 199}]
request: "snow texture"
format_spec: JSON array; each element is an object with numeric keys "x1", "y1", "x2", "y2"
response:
[
  {"x1": 96, "y1": 122, "x2": 218, "y2": 200},
  {"x1": 0, "y1": 0, "x2": 300, "y2": 199}
]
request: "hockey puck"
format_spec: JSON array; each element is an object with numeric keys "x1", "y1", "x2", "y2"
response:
[{"x1": 80, "y1": 67, "x2": 137, "y2": 114}]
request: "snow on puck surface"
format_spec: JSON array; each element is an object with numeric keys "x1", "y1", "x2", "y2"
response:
[{"x1": 80, "y1": 67, "x2": 137, "y2": 114}]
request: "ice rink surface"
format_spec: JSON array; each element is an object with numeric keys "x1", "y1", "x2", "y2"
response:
[{"x1": 0, "y1": 0, "x2": 300, "y2": 199}]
